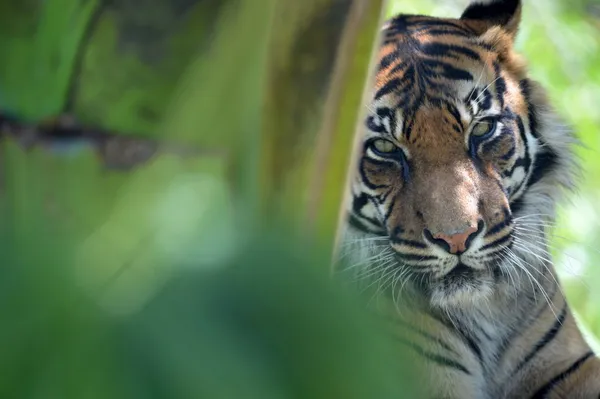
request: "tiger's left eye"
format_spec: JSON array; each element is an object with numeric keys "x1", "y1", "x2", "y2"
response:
[{"x1": 471, "y1": 119, "x2": 497, "y2": 138}]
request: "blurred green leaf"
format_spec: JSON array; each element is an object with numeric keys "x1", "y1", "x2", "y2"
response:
[{"x1": 0, "y1": 222, "x2": 423, "y2": 398}]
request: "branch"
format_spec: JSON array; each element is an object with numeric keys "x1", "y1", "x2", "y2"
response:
[{"x1": 0, "y1": 113, "x2": 225, "y2": 170}]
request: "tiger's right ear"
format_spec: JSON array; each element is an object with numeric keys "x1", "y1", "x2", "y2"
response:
[{"x1": 460, "y1": 0, "x2": 522, "y2": 39}]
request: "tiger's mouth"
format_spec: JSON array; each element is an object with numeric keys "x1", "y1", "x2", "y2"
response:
[
  {"x1": 443, "y1": 262, "x2": 478, "y2": 282},
  {"x1": 407, "y1": 257, "x2": 504, "y2": 308},
  {"x1": 428, "y1": 262, "x2": 496, "y2": 307}
]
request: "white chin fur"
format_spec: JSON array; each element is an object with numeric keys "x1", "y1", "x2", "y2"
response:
[{"x1": 429, "y1": 277, "x2": 494, "y2": 309}]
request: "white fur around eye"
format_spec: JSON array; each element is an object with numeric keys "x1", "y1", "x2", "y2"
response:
[
  {"x1": 371, "y1": 116, "x2": 382, "y2": 129},
  {"x1": 369, "y1": 112, "x2": 392, "y2": 134},
  {"x1": 381, "y1": 115, "x2": 391, "y2": 134}
]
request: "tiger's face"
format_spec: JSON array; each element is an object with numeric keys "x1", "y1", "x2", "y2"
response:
[{"x1": 346, "y1": 1, "x2": 567, "y2": 307}]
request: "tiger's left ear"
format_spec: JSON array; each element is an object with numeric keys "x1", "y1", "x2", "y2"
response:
[{"x1": 460, "y1": 0, "x2": 521, "y2": 39}]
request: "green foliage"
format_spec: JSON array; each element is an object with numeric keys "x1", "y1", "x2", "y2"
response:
[
  {"x1": 0, "y1": 0, "x2": 99, "y2": 119},
  {"x1": 4, "y1": 0, "x2": 597, "y2": 395},
  {"x1": 0, "y1": 223, "x2": 422, "y2": 398},
  {"x1": 1, "y1": 0, "x2": 418, "y2": 397}
]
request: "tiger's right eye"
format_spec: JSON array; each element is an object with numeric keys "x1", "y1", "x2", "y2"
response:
[
  {"x1": 366, "y1": 139, "x2": 410, "y2": 181},
  {"x1": 471, "y1": 118, "x2": 498, "y2": 139},
  {"x1": 371, "y1": 139, "x2": 398, "y2": 155}
]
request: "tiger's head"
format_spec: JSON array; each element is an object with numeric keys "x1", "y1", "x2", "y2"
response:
[{"x1": 343, "y1": 0, "x2": 577, "y2": 308}]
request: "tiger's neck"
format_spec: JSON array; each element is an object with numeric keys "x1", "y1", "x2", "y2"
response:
[
  {"x1": 388, "y1": 252, "x2": 561, "y2": 359},
  {"x1": 374, "y1": 253, "x2": 595, "y2": 398}
]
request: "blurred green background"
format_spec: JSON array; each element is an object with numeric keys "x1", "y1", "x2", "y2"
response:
[
  {"x1": 1, "y1": 1, "x2": 422, "y2": 397},
  {"x1": 0, "y1": 0, "x2": 599, "y2": 397},
  {"x1": 386, "y1": 0, "x2": 600, "y2": 349}
]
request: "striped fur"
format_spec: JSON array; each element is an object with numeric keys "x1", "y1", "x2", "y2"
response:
[{"x1": 338, "y1": 1, "x2": 600, "y2": 397}]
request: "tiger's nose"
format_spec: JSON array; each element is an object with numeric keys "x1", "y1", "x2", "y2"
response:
[{"x1": 425, "y1": 223, "x2": 481, "y2": 254}]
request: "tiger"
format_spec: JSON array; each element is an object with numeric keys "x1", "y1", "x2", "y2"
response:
[{"x1": 337, "y1": 0, "x2": 600, "y2": 397}]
